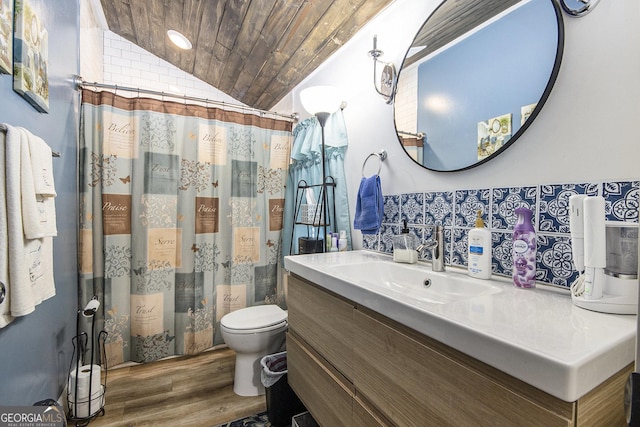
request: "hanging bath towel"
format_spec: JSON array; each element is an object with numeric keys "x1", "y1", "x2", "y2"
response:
[{"x1": 353, "y1": 175, "x2": 383, "y2": 235}]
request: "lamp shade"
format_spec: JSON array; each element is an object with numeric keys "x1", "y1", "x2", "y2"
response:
[{"x1": 299, "y1": 86, "x2": 341, "y2": 115}]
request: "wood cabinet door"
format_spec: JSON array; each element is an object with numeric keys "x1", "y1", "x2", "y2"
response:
[
  {"x1": 288, "y1": 332, "x2": 354, "y2": 427},
  {"x1": 352, "y1": 308, "x2": 573, "y2": 427},
  {"x1": 287, "y1": 274, "x2": 354, "y2": 380}
]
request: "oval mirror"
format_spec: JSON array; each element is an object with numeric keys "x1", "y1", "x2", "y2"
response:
[{"x1": 394, "y1": 0, "x2": 564, "y2": 172}]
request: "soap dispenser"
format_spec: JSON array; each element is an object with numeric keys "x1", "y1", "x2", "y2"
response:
[
  {"x1": 393, "y1": 220, "x2": 418, "y2": 264},
  {"x1": 468, "y1": 210, "x2": 492, "y2": 279}
]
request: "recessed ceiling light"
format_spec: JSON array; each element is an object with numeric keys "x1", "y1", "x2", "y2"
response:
[{"x1": 167, "y1": 30, "x2": 192, "y2": 50}]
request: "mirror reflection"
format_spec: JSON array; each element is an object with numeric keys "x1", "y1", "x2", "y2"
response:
[{"x1": 394, "y1": 0, "x2": 563, "y2": 172}]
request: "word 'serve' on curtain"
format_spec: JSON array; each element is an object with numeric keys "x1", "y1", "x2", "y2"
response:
[
  {"x1": 79, "y1": 89, "x2": 292, "y2": 364},
  {"x1": 282, "y1": 110, "x2": 352, "y2": 258}
]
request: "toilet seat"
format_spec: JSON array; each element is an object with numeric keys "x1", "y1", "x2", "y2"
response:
[{"x1": 220, "y1": 305, "x2": 287, "y2": 334}]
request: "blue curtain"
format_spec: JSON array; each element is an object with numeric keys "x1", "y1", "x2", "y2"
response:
[{"x1": 282, "y1": 110, "x2": 351, "y2": 258}]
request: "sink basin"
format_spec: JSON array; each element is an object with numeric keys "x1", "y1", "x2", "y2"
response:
[{"x1": 332, "y1": 261, "x2": 502, "y2": 305}]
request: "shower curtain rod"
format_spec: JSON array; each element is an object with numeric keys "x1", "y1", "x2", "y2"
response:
[{"x1": 77, "y1": 78, "x2": 298, "y2": 122}]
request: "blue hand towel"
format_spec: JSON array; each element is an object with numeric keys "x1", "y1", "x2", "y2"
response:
[{"x1": 353, "y1": 175, "x2": 383, "y2": 235}]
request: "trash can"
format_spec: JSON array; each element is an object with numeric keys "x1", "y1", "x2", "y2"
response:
[
  {"x1": 292, "y1": 411, "x2": 319, "y2": 427},
  {"x1": 261, "y1": 351, "x2": 306, "y2": 427}
]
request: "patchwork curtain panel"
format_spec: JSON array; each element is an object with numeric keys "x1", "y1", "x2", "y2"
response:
[{"x1": 79, "y1": 90, "x2": 292, "y2": 364}]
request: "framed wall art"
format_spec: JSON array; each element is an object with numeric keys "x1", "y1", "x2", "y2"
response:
[
  {"x1": 0, "y1": 0, "x2": 12, "y2": 74},
  {"x1": 477, "y1": 113, "x2": 512, "y2": 161},
  {"x1": 521, "y1": 103, "x2": 537, "y2": 125},
  {"x1": 13, "y1": 0, "x2": 49, "y2": 113}
]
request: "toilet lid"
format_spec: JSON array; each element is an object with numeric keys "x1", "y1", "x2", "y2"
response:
[{"x1": 220, "y1": 305, "x2": 287, "y2": 330}]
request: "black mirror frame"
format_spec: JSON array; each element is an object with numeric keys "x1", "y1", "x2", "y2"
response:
[{"x1": 394, "y1": 0, "x2": 565, "y2": 172}]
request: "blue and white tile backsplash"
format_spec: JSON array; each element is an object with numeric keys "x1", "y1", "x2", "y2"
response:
[{"x1": 363, "y1": 180, "x2": 639, "y2": 288}]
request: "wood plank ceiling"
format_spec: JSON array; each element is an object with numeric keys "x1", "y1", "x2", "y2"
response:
[
  {"x1": 100, "y1": 0, "x2": 395, "y2": 110},
  {"x1": 404, "y1": 0, "x2": 523, "y2": 68}
]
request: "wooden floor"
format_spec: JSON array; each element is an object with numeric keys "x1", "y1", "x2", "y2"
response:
[{"x1": 83, "y1": 348, "x2": 266, "y2": 427}]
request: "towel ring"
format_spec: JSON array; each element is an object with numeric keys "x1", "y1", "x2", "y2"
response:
[{"x1": 362, "y1": 149, "x2": 387, "y2": 177}]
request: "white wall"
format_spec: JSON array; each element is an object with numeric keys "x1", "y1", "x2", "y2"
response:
[
  {"x1": 80, "y1": 0, "x2": 105, "y2": 82},
  {"x1": 101, "y1": 31, "x2": 243, "y2": 105},
  {"x1": 275, "y1": 0, "x2": 640, "y2": 248}
]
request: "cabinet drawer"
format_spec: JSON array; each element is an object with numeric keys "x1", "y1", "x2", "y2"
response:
[
  {"x1": 287, "y1": 332, "x2": 353, "y2": 427},
  {"x1": 353, "y1": 309, "x2": 572, "y2": 427},
  {"x1": 353, "y1": 394, "x2": 392, "y2": 427},
  {"x1": 287, "y1": 274, "x2": 354, "y2": 380}
]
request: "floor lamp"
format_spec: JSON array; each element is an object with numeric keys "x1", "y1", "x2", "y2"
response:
[{"x1": 299, "y1": 86, "x2": 342, "y2": 250}]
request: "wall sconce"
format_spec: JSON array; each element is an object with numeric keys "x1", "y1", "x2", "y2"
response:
[
  {"x1": 560, "y1": 0, "x2": 600, "y2": 17},
  {"x1": 368, "y1": 35, "x2": 397, "y2": 104}
]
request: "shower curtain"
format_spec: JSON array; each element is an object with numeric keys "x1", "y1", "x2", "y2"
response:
[
  {"x1": 282, "y1": 111, "x2": 351, "y2": 258},
  {"x1": 79, "y1": 89, "x2": 292, "y2": 364}
]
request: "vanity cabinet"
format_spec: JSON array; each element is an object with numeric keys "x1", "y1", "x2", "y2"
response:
[{"x1": 286, "y1": 273, "x2": 631, "y2": 427}]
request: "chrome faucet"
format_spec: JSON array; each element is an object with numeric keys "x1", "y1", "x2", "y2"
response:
[{"x1": 416, "y1": 225, "x2": 445, "y2": 272}]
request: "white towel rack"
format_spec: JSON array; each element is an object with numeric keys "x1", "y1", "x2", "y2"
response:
[
  {"x1": 362, "y1": 149, "x2": 387, "y2": 177},
  {"x1": 0, "y1": 124, "x2": 61, "y2": 157}
]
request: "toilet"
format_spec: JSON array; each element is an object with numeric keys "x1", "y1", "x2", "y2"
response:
[{"x1": 220, "y1": 305, "x2": 288, "y2": 396}]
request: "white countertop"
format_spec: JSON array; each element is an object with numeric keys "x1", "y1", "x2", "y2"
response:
[{"x1": 284, "y1": 250, "x2": 637, "y2": 402}]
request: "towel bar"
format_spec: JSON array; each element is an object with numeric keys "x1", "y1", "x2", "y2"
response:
[
  {"x1": 0, "y1": 124, "x2": 61, "y2": 157},
  {"x1": 362, "y1": 149, "x2": 387, "y2": 177}
]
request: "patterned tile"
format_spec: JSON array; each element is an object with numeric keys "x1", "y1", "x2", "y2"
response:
[
  {"x1": 491, "y1": 186, "x2": 536, "y2": 230},
  {"x1": 538, "y1": 234, "x2": 577, "y2": 287},
  {"x1": 455, "y1": 189, "x2": 490, "y2": 228},
  {"x1": 401, "y1": 192, "x2": 424, "y2": 224},
  {"x1": 362, "y1": 233, "x2": 379, "y2": 251},
  {"x1": 424, "y1": 191, "x2": 453, "y2": 226},
  {"x1": 417, "y1": 227, "x2": 452, "y2": 264},
  {"x1": 373, "y1": 179, "x2": 639, "y2": 288},
  {"x1": 379, "y1": 224, "x2": 398, "y2": 253},
  {"x1": 538, "y1": 183, "x2": 598, "y2": 233},
  {"x1": 493, "y1": 232, "x2": 513, "y2": 277},
  {"x1": 450, "y1": 228, "x2": 469, "y2": 267},
  {"x1": 383, "y1": 195, "x2": 400, "y2": 224},
  {"x1": 405, "y1": 225, "x2": 422, "y2": 244},
  {"x1": 603, "y1": 180, "x2": 639, "y2": 223}
]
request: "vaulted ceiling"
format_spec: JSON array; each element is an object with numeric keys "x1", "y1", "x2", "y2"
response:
[
  {"x1": 100, "y1": 0, "x2": 394, "y2": 110},
  {"x1": 403, "y1": 0, "x2": 523, "y2": 68}
]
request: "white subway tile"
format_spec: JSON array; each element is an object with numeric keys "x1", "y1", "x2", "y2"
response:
[
  {"x1": 168, "y1": 67, "x2": 186, "y2": 78},
  {"x1": 110, "y1": 39, "x2": 132, "y2": 52},
  {"x1": 140, "y1": 70, "x2": 159, "y2": 81},
  {"x1": 176, "y1": 77, "x2": 194, "y2": 88},
  {"x1": 103, "y1": 46, "x2": 121, "y2": 59},
  {"x1": 121, "y1": 67, "x2": 141, "y2": 78},
  {"x1": 131, "y1": 61, "x2": 150, "y2": 72},
  {"x1": 121, "y1": 50, "x2": 141, "y2": 62},
  {"x1": 140, "y1": 56, "x2": 159, "y2": 67},
  {"x1": 159, "y1": 74, "x2": 178, "y2": 85},
  {"x1": 104, "y1": 64, "x2": 122, "y2": 75},
  {"x1": 110, "y1": 56, "x2": 132, "y2": 68}
]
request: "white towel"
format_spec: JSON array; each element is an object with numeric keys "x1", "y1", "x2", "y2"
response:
[
  {"x1": 19, "y1": 128, "x2": 57, "y2": 238},
  {"x1": 0, "y1": 127, "x2": 13, "y2": 327},
  {"x1": 5, "y1": 124, "x2": 55, "y2": 318},
  {"x1": 26, "y1": 130, "x2": 56, "y2": 197}
]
